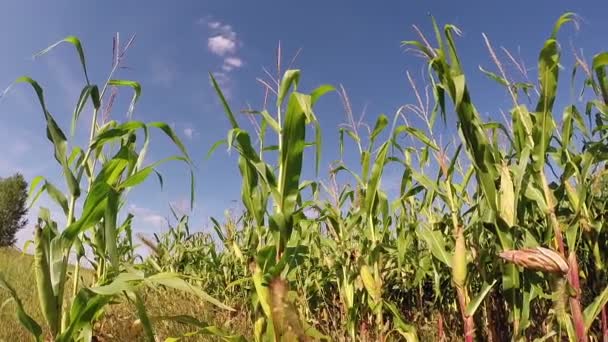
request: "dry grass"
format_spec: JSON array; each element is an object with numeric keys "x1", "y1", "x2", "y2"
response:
[{"x1": 0, "y1": 248, "x2": 249, "y2": 341}]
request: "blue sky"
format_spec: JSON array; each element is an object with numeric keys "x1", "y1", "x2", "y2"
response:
[{"x1": 0, "y1": 1, "x2": 605, "y2": 248}]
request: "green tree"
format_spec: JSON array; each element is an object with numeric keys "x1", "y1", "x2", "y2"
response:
[{"x1": 0, "y1": 173, "x2": 28, "y2": 246}]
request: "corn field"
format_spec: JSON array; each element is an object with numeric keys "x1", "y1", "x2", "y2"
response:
[{"x1": 2, "y1": 12, "x2": 608, "y2": 342}]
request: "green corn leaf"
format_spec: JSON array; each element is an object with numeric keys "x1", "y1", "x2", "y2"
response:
[
  {"x1": 562, "y1": 105, "x2": 575, "y2": 149},
  {"x1": 344, "y1": 128, "x2": 361, "y2": 145},
  {"x1": 278, "y1": 93, "x2": 307, "y2": 216},
  {"x1": 57, "y1": 289, "x2": 112, "y2": 342},
  {"x1": 108, "y1": 80, "x2": 141, "y2": 118},
  {"x1": 401, "y1": 40, "x2": 435, "y2": 59},
  {"x1": 89, "y1": 272, "x2": 143, "y2": 296},
  {"x1": 34, "y1": 226, "x2": 59, "y2": 336},
  {"x1": 314, "y1": 118, "x2": 322, "y2": 176},
  {"x1": 259, "y1": 110, "x2": 281, "y2": 133},
  {"x1": 189, "y1": 169, "x2": 195, "y2": 211},
  {"x1": 132, "y1": 291, "x2": 156, "y2": 342},
  {"x1": 105, "y1": 189, "x2": 119, "y2": 269},
  {"x1": 67, "y1": 147, "x2": 85, "y2": 169},
  {"x1": 0, "y1": 273, "x2": 43, "y2": 341},
  {"x1": 479, "y1": 66, "x2": 509, "y2": 87},
  {"x1": 16, "y1": 77, "x2": 68, "y2": 165},
  {"x1": 593, "y1": 52, "x2": 608, "y2": 104},
  {"x1": 251, "y1": 264, "x2": 272, "y2": 318},
  {"x1": 431, "y1": 16, "x2": 445, "y2": 59},
  {"x1": 524, "y1": 181, "x2": 548, "y2": 213},
  {"x1": 310, "y1": 84, "x2": 335, "y2": 106},
  {"x1": 512, "y1": 146, "x2": 531, "y2": 211},
  {"x1": 148, "y1": 122, "x2": 191, "y2": 162},
  {"x1": 370, "y1": 114, "x2": 389, "y2": 144},
  {"x1": 277, "y1": 69, "x2": 300, "y2": 108},
  {"x1": 384, "y1": 301, "x2": 419, "y2": 342},
  {"x1": 465, "y1": 280, "x2": 497, "y2": 316},
  {"x1": 533, "y1": 39, "x2": 559, "y2": 170},
  {"x1": 551, "y1": 12, "x2": 575, "y2": 39},
  {"x1": 210, "y1": 73, "x2": 238, "y2": 129},
  {"x1": 95, "y1": 149, "x2": 130, "y2": 186},
  {"x1": 62, "y1": 181, "x2": 110, "y2": 241},
  {"x1": 63, "y1": 164, "x2": 80, "y2": 198},
  {"x1": 444, "y1": 24, "x2": 463, "y2": 73},
  {"x1": 498, "y1": 164, "x2": 515, "y2": 227},
  {"x1": 445, "y1": 145, "x2": 463, "y2": 184},
  {"x1": 360, "y1": 265, "x2": 381, "y2": 302},
  {"x1": 394, "y1": 125, "x2": 439, "y2": 151},
  {"x1": 119, "y1": 156, "x2": 188, "y2": 189},
  {"x1": 417, "y1": 224, "x2": 451, "y2": 267},
  {"x1": 152, "y1": 315, "x2": 247, "y2": 342},
  {"x1": 48, "y1": 236, "x2": 67, "y2": 298},
  {"x1": 28, "y1": 176, "x2": 45, "y2": 207},
  {"x1": 35, "y1": 36, "x2": 90, "y2": 84},
  {"x1": 361, "y1": 151, "x2": 371, "y2": 182},
  {"x1": 43, "y1": 181, "x2": 69, "y2": 215},
  {"x1": 90, "y1": 121, "x2": 146, "y2": 149},
  {"x1": 145, "y1": 273, "x2": 234, "y2": 311},
  {"x1": 206, "y1": 139, "x2": 227, "y2": 159},
  {"x1": 72, "y1": 85, "x2": 100, "y2": 136},
  {"x1": 135, "y1": 123, "x2": 151, "y2": 172},
  {"x1": 583, "y1": 284, "x2": 608, "y2": 330},
  {"x1": 363, "y1": 142, "x2": 390, "y2": 216},
  {"x1": 517, "y1": 282, "x2": 536, "y2": 335}
]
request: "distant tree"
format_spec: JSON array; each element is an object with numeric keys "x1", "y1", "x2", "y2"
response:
[{"x1": 0, "y1": 173, "x2": 28, "y2": 246}]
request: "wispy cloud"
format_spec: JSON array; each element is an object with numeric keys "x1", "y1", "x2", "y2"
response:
[
  {"x1": 128, "y1": 204, "x2": 166, "y2": 230},
  {"x1": 183, "y1": 127, "x2": 195, "y2": 139},
  {"x1": 205, "y1": 21, "x2": 239, "y2": 57},
  {"x1": 208, "y1": 35, "x2": 237, "y2": 56},
  {"x1": 222, "y1": 56, "x2": 243, "y2": 71},
  {"x1": 199, "y1": 17, "x2": 245, "y2": 98}
]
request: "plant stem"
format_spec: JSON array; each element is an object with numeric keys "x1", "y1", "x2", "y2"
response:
[
  {"x1": 445, "y1": 171, "x2": 475, "y2": 341},
  {"x1": 540, "y1": 170, "x2": 586, "y2": 341},
  {"x1": 72, "y1": 258, "x2": 80, "y2": 297},
  {"x1": 601, "y1": 305, "x2": 608, "y2": 342}
]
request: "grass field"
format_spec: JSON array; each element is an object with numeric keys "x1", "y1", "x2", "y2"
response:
[{"x1": 0, "y1": 248, "x2": 249, "y2": 341}]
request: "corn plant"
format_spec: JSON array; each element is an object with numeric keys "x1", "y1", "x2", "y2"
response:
[
  {"x1": 210, "y1": 68, "x2": 335, "y2": 341},
  {"x1": 404, "y1": 12, "x2": 608, "y2": 341},
  {"x1": 0, "y1": 35, "x2": 239, "y2": 342},
  {"x1": 99, "y1": 12, "x2": 608, "y2": 341}
]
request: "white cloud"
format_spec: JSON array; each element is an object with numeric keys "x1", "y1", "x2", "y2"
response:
[
  {"x1": 224, "y1": 57, "x2": 243, "y2": 67},
  {"x1": 205, "y1": 20, "x2": 238, "y2": 57},
  {"x1": 207, "y1": 21, "x2": 221, "y2": 29},
  {"x1": 200, "y1": 17, "x2": 243, "y2": 98},
  {"x1": 183, "y1": 127, "x2": 194, "y2": 139},
  {"x1": 129, "y1": 204, "x2": 166, "y2": 230},
  {"x1": 222, "y1": 57, "x2": 243, "y2": 71},
  {"x1": 208, "y1": 35, "x2": 237, "y2": 56}
]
